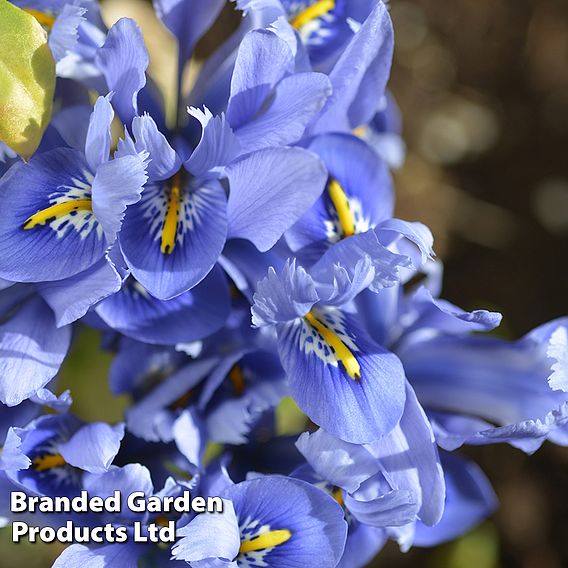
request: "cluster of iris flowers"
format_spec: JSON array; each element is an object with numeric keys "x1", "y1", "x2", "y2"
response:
[{"x1": 0, "y1": 0, "x2": 567, "y2": 566}]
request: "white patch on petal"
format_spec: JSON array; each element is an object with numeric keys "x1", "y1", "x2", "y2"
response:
[
  {"x1": 324, "y1": 196, "x2": 370, "y2": 243},
  {"x1": 286, "y1": 307, "x2": 359, "y2": 370},
  {"x1": 140, "y1": 182, "x2": 215, "y2": 249},
  {"x1": 547, "y1": 326, "x2": 568, "y2": 392},
  {"x1": 236, "y1": 517, "x2": 275, "y2": 568},
  {"x1": 46, "y1": 171, "x2": 102, "y2": 240}
]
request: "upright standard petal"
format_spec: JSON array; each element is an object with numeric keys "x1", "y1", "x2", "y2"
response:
[
  {"x1": 186, "y1": 107, "x2": 241, "y2": 177},
  {"x1": 95, "y1": 18, "x2": 149, "y2": 124},
  {"x1": 153, "y1": 0, "x2": 226, "y2": 67},
  {"x1": 84, "y1": 95, "x2": 114, "y2": 173},
  {"x1": 226, "y1": 147, "x2": 327, "y2": 252},
  {"x1": 310, "y1": 2, "x2": 394, "y2": 134},
  {"x1": 226, "y1": 29, "x2": 294, "y2": 129},
  {"x1": 233, "y1": 72, "x2": 332, "y2": 154}
]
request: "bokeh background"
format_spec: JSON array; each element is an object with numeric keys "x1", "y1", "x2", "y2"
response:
[{"x1": 2, "y1": 1, "x2": 568, "y2": 566}]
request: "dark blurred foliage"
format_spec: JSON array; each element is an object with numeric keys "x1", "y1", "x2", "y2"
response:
[{"x1": 384, "y1": 2, "x2": 568, "y2": 567}]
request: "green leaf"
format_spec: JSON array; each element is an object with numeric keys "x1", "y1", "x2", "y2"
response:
[{"x1": 0, "y1": 0, "x2": 55, "y2": 160}]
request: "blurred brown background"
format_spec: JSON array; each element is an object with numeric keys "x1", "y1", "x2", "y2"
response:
[{"x1": 384, "y1": 1, "x2": 568, "y2": 567}]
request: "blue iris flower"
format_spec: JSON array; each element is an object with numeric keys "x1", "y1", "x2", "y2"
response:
[
  {"x1": 251, "y1": 259, "x2": 409, "y2": 443},
  {"x1": 172, "y1": 475, "x2": 347, "y2": 567},
  {"x1": 91, "y1": 18, "x2": 332, "y2": 301},
  {"x1": 0, "y1": 95, "x2": 148, "y2": 285},
  {"x1": 0, "y1": 413, "x2": 124, "y2": 499}
]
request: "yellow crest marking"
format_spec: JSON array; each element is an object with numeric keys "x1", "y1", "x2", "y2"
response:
[
  {"x1": 228, "y1": 365, "x2": 246, "y2": 396},
  {"x1": 23, "y1": 199, "x2": 93, "y2": 230},
  {"x1": 304, "y1": 312, "x2": 361, "y2": 379},
  {"x1": 291, "y1": 0, "x2": 335, "y2": 29},
  {"x1": 327, "y1": 179, "x2": 356, "y2": 238},
  {"x1": 239, "y1": 529, "x2": 292, "y2": 554},
  {"x1": 32, "y1": 454, "x2": 66, "y2": 472},
  {"x1": 161, "y1": 172, "x2": 182, "y2": 255}
]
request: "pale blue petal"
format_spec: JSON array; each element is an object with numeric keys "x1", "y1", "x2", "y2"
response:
[
  {"x1": 59, "y1": 422, "x2": 124, "y2": 474},
  {"x1": 95, "y1": 18, "x2": 149, "y2": 124},
  {"x1": 0, "y1": 298, "x2": 71, "y2": 406},
  {"x1": 226, "y1": 147, "x2": 327, "y2": 251}
]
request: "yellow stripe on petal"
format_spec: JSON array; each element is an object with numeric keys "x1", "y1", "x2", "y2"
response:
[
  {"x1": 304, "y1": 312, "x2": 361, "y2": 380},
  {"x1": 327, "y1": 179, "x2": 355, "y2": 238},
  {"x1": 23, "y1": 9, "x2": 56, "y2": 30},
  {"x1": 352, "y1": 126, "x2": 367, "y2": 138},
  {"x1": 332, "y1": 487, "x2": 344, "y2": 507},
  {"x1": 32, "y1": 454, "x2": 66, "y2": 472},
  {"x1": 23, "y1": 199, "x2": 93, "y2": 230},
  {"x1": 161, "y1": 173, "x2": 182, "y2": 255},
  {"x1": 239, "y1": 529, "x2": 292, "y2": 554},
  {"x1": 228, "y1": 365, "x2": 246, "y2": 396},
  {"x1": 291, "y1": 0, "x2": 335, "y2": 29}
]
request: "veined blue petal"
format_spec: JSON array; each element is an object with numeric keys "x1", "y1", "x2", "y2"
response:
[
  {"x1": 376, "y1": 219, "x2": 435, "y2": 269},
  {"x1": 226, "y1": 147, "x2": 327, "y2": 252},
  {"x1": 286, "y1": 134, "x2": 395, "y2": 258},
  {"x1": 0, "y1": 149, "x2": 108, "y2": 282},
  {"x1": 223, "y1": 476, "x2": 347, "y2": 568},
  {"x1": 126, "y1": 114, "x2": 181, "y2": 181},
  {"x1": 227, "y1": 29, "x2": 294, "y2": 129},
  {"x1": 366, "y1": 383, "x2": 445, "y2": 527},
  {"x1": 337, "y1": 523, "x2": 386, "y2": 568},
  {"x1": 252, "y1": 260, "x2": 319, "y2": 327},
  {"x1": 296, "y1": 428, "x2": 381, "y2": 494},
  {"x1": 95, "y1": 18, "x2": 149, "y2": 125},
  {"x1": 310, "y1": 2, "x2": 394, "y2": 134},
  {"x1": 153, "y1": 0, "x2": 226, "y2": 66},
  {"x1": 403, "y1": 287, "x2": 502, "y2": 336},
  {"x1": 234, "y1": 72, "x2": 332, "y2": 154},
  {"x1": 119, "y1": 175, "x2": 227, "y2": 300},
  {"x1": 401, "y1": 332, "x2": 568, "y2": 453},
  {"x1": 310, "y1": 230, "x2": 411, "y2": 298},
  {"x1": 0, "y1": 297, "x2": 71, "y2": 407},
  {"x1": 278, "y1": 308, "x2": 406, "y2": 443},
  {"x1": 95, "y1": 266, "x2": 230, "y2": 345}
]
